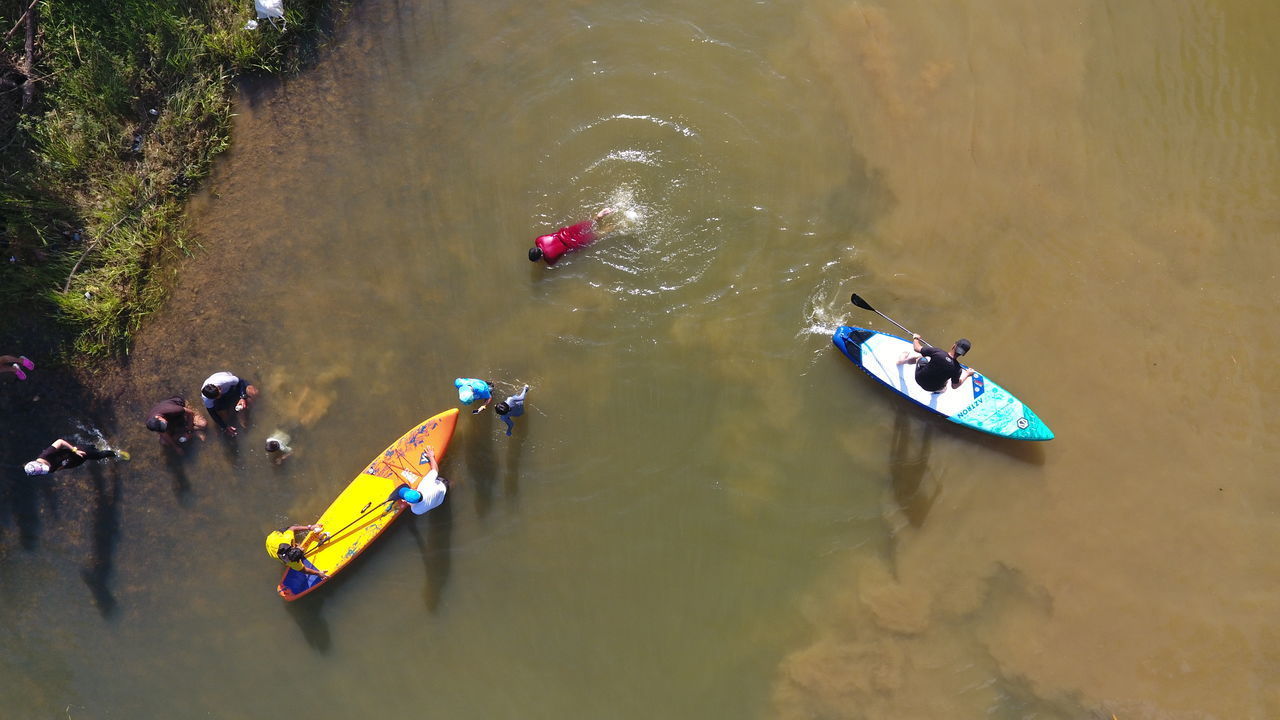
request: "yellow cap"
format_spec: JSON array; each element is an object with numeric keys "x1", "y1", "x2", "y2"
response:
[{"x1": 265, "y1": 530, "x2": 293, "y2": 558}]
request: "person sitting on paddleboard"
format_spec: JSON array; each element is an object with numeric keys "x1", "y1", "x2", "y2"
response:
[
  {"x1": 897, "y1": 335, "x2": 975, "y2": 393},
  {"x1": 388, "y1": 445, "x2": 449, "y2": 516},
  {"x1": 528, "y1": 207, "x2": 615, "y2": 265},
  {"x1": 266, "y1": 525, "x2": 328, "y2": 578}
]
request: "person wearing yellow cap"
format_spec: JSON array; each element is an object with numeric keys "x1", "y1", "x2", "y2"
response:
[{"x1": 265, "y1": 524, "x2": 328, "y2": 578}]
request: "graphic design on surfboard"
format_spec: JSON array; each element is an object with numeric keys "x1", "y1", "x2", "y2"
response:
[{"x1": 277, "y1": 408, "x2": 459, "y2": 600}]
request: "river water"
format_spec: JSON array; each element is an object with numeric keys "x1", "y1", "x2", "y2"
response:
[{"x1": 4, "y1": 0, "x2": 1279, "y2": 717}]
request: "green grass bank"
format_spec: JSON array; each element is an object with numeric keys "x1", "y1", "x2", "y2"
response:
[{"x1": 0, "y1": 0, "x2": 346, "y2": 359}]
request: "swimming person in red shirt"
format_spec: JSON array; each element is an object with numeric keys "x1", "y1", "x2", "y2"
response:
[{"x1": 528, "y1": 207, "x2": 615, "y2": 265}]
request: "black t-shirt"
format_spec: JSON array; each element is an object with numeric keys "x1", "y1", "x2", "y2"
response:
[
  {"x1": 914, "y1": 346, "x2": 961, "y2": 392},
  {"x1": 148, "y1": 396, "x2": 188, "y2": 426},
  {"x1": 38, "y1": 444, "x2": 86, "y2": 472}
]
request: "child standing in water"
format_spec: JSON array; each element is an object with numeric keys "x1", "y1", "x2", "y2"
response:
[
  {"x1": 24, "y1": 438, "x2": 129, "y2": 476},
  {"x1": 265, "y1": 431, "x2": 293, "y2": 464}
]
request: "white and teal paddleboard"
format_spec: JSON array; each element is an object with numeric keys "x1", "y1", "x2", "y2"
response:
[{"x1": 833, "y1": 326, "x2": 1053, "y2": 441}]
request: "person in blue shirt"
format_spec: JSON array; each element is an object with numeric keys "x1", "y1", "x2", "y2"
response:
[
  {"x1": 454, "y1": 378, "x2": 492, "y2": 414},
  {"x1": 494, "y1": 385, "x2": 529, "y2": 436}
]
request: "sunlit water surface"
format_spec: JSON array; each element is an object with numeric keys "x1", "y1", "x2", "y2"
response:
[{"x1": 4, "y1": 0, "x2": 1280, "y2": 717}]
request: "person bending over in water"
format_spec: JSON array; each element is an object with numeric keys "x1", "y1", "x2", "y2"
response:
[
  {"x1": 145, "y1": 395, "x2": 207, "y2": 449},
  {"x1": 495, "y1": 385, "x2": 529, "y2": 436},
  {"x1": 455, "y1": 377, "x2": 493, "y2": 414},
  {"x1": 265, "y1": 524, "x2": 328, "y2": 578},
  {"x1": 528, "y1": 208, "x2": 615, "y2": 265},
  {"x1": 896, "y1": 335, "x2": 975, "y2": 393},
  {"x1": 200, "y1": 371, "x2": 257, "y2": 437}
]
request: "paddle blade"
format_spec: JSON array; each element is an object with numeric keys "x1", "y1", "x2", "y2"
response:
[{"x1": 850, "y1": 293, "x2": 874, "y2": 311}]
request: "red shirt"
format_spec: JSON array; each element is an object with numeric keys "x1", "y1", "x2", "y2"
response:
[{"x1": 534, "y1": 220, "x2": 597, "y2": 265}]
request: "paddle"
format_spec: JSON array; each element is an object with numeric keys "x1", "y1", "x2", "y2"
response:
[
  {"x1": 850, "y1": 293, "x2": 922, "y2": 343},
  {"x1": 303, "y1": 498, "x2": 396, "y2": 557}
]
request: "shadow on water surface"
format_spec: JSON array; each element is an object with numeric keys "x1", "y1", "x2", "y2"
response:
[
  {"x1": 407, "y1": 501, "x2": 453, "y2": 613},
  {"x1": 80, "y1": 463, "x2": 122, "y2": 618},
  {"x1": 163, "y1": 445, "x2": 195, "y2": 504},
  {"x1": 889, "y1": 410, "x2": 938, "y2": 529},
  {"x1": 463, "y1": 419, "x2": 498, "y2": 518},
  {"x1": 285, "y1": 592, "x2": 332, "y2": 653},
  {"x1": 502, "y1": 422, "x2": 527, "y2": 503}
]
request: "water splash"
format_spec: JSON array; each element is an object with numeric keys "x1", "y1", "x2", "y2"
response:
[{"x1": 71, "y1": 420, "x2": 114, "y2": 451}]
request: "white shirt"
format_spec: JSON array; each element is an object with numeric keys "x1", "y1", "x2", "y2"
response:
[
  {"x1": 201, "y1": 372, "x2": 241, "y2": 408},
  {"x1": 408, "y1": 469, "x2": 447, "y2": 515}
]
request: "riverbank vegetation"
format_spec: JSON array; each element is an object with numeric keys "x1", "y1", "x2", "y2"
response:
[{"x1": 0, "y1": 0, "x2": 345, "y2": 358}]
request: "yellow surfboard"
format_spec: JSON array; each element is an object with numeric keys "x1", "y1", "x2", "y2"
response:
[{"x1": 276, "y1": 408, "x2": 459, "y2": 600}]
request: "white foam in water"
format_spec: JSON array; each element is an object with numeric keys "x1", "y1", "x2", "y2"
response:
[
  {"x1": 71, "y1": 420, "x2": 112, "y2": 450},
  {"x1": 797, "y1": 273, "x2": 863, "y2": 369}
]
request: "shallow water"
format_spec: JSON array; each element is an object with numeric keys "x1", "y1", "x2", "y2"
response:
[{"x1": 4, "y1": 0, "x2": 1280, "y2": 717}]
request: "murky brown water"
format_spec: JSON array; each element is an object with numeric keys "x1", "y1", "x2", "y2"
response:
[{"x1": 4, "y1": 0, "x2": 1280, "y2": 717}]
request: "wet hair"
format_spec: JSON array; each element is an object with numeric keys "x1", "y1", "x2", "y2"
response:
[
  {"x1": 265, "y1": 439, "x2": 281, "y2": 452},
  {"x1": 146, "y1": 416, "x2": 167, "y2": 433},
  {"x1": 954, "y1": 338, "x2": 972, "y2": 357},
  {"x1": 201, "y1": 383, "x2": 221, "y2": 399},
  {"x1": 282, "y1": 546, "x2": 305, "y2": 563},
  {"x1": 494, "y1": 402, "x2": 510, "y2": 415},
  {"x1": 528, "y1": 247, "x2": 543, "y2": 262},
  {"x1": 275, "y1": 543, "x2": 293, "y2": 560}
]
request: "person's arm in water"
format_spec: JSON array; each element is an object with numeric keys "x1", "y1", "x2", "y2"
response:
[
  {"x1": 500, "y1": 414, "x2": 514, "y2": 436},
  {"x1": 472, "y1": 395, "x2": 492, "y2": 414},
  {"x1": 158, "y1": 424, "x2": 182, "y2": 450},
  {"x1": 205, "y1": 404, "x2": 231, "y2": 432},
  {"x1": 233, "y1": 380, "x2": 251, "y2": 412}
]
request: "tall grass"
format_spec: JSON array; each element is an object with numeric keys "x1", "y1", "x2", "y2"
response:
[{"x1": 0, "y1": 0, "x2": 344, "y2": 359}]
